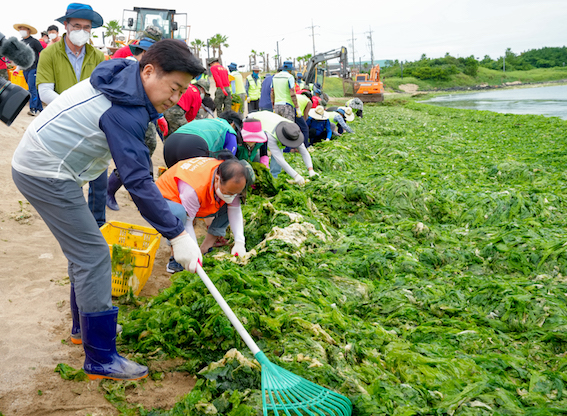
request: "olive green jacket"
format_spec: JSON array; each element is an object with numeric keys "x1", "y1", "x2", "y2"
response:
[{"x1": 36, "y1": 34, "x2": 105, "y2": 94}]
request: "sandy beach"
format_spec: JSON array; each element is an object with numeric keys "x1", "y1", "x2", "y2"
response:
[{"x1": 0, "y1": 111, "x2": 200, "y2": 415}]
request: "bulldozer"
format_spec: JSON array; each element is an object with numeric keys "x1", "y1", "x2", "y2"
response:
[
  {"x1": 303, "y1": 46, "x2": 384, "y2": 103},
  {"x1": 121, "y1": 7, "x2": 189, "y2": 42}
]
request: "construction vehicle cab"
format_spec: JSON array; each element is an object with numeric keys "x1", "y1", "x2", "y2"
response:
[{"x1": 122, "y1": 7, "x2": 189, "y2": 42}]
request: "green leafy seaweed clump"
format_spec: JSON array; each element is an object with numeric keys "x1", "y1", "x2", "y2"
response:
[{"x1": 117, "y1": 102, "x2": 567, "y2": 415}]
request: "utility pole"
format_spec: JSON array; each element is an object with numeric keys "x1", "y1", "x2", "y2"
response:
[
  {"x1": 350, "y1": 27, "x2": 356, "y2": 69},
  {"x1": 503, "y1": 51, "x2": 506, "y2": 73},
  {"x1": 306, "y1": 19, "x2": 319, "y2": 55},
  {"x1": 366, "y1": 26, "x2": 374, "y2": 67}
]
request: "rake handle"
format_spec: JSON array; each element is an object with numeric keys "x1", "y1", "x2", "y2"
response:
[{"x1": 196, "y1": 265, "x2": 261, "y2": 356}]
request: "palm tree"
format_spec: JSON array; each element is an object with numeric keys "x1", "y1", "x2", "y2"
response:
[
  {"x1": 209, "y1": 34, "x2": 229, "y2": 64},
  {"x1": 103, "y1": 20, "x2": 122, "y2": 48},
  {"x1": 258, "y1": 51, "x2": 266, "y2": 72},
  {"x1": 251, "y1": 49, "x2": 258, "y2": 65},
  {"x1": 190, "y1": 39, "x2": 204, "y2": 59}
]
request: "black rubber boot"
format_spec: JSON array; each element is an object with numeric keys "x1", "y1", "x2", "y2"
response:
[
  {"x1": 81, "y1": 307, "x2": 148, "y2": 381},
  {"x1": 106, "y1": 171, "x2": 122, "y2": 211}
]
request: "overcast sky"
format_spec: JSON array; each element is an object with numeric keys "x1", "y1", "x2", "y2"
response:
[{"x1": 2, "y1": 0, "x2": 566, "y2": 68}]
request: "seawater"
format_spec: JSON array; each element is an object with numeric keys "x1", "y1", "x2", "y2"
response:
[{"x1": 419, "y1": 84, "x2": 567, "y2": 120}]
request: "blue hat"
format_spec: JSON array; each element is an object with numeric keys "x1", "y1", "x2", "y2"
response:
[
  {"x1": 228, "y1": 62, "x2": 237, "y2": 71},
  {"x1": 56, "y1": 3, "x2": 104, "y2": 28},
  {"x1": 297, "y1": 72, "x2": 303, "y2": 78},
  {"x1": 282, "y1": 61, "x2": 294, "y2": 70},
  {"x1": 129, "y1": 37, "x2": 156, "y2": 55}
]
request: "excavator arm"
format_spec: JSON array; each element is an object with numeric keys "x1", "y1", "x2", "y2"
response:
[{"x1": 303, "y1": 46, "x2": 348, "y2": 86}]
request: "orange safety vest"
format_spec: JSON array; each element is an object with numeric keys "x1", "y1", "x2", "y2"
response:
[{"x1": 156, "y1": 157, "x2": 224, "y2": 218}]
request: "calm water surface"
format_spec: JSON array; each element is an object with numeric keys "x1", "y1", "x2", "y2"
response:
[{"x1": 419, "y1": 84, "x2": 567, "y2": 120}]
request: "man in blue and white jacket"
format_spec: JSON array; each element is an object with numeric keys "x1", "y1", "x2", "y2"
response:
[{"x1": 11, "y1": 39, "x2": 204, "y2": 381}]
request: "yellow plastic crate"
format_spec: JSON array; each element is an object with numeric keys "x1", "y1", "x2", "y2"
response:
[{"x1": 100, "y1": 221, "x2": 161, "y2": 297}]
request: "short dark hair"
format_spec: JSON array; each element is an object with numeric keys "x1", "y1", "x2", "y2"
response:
[
  {"x1": 218, "y1": 110, "x2": 243, "y2": 130},
  {"x1": 140, "y1": 39, "x2": 204, "y2": 77},
  {"x1": 218, "y1": 159, "x2": 247, "y2": 185},
  {"x1": 47, "y1": 25, "x2": 58, "y2": 32}
]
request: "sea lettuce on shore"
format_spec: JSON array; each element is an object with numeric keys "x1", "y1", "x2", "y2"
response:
[{"x1": 119, "y1": 102, "x2": 567, "y2": 415}]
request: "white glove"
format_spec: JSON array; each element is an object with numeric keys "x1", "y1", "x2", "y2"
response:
[
  {"x1": 231, "y1": 241, "x2": 246, "y2": 257},
  {"x1": 170, "y1": 233, "x2": 202, "y2": 273},
  {"x1": 294, "y1": 174, "x2": 305, "y2": 185},
  {"x1": 308, "y1": 170, "x2": 319, "y2": 178}
]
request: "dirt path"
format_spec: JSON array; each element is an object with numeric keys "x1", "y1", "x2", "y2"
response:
[{"x1": 0, "y1": 112, "x2": 201, "y2": 415}]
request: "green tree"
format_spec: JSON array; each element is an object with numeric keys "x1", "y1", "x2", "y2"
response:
[
  {"x1": 103, "y1": 20, "x2": 123, "y2": 48},
  {"x1": 209, "y1": 34, "x2": 229, "y2": 64},
  {"x1": 190, "y1": 39, "x2": 205, "y2": 59}
]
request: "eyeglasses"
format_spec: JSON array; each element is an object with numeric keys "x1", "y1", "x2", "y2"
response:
[{"x1": 69, "y1": 23, "x2": 91, "y2": 31}]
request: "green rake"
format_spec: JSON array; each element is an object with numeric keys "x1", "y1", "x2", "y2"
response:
[{"x1": 196, "y1": 265, "x2": 353, "y2": 416}]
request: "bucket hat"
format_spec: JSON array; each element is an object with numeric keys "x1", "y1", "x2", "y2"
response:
[
  {"x1": 251, "y1": 65, "x2": 261, "y2": 71},
  {"x1": 282, "y1": 61, "x2": 294, "y2": 71},
  {"x1": 241, "y1": 118, "x2": 267, "y2": 143},
  {"x1": 347, "y1": 97, "x2": 363, "y2": 111},
  {"x1": 13, "y1": 23, "x2": 38, "y2": 35},
  {"x1": 308, "y1": 105, "x2": 328, "y2": 121},
  {"x1": 338, "y1": 106, "x2": 355, "y2": 122},
  {"x1": 228, "y1": 62, "x2": 237, "y2": 71},
  {"x1": 194, "y1": 78, "x2": 210, "y2": 94},
  {"x1": 56, "y1": 3, "x2": 104, "y2": 28},
  {"x1": 207, "y1": 57, "x2": 219, "y2": 65},
  {"x1": 129, "y1": 37, "x2": 156, "y2": 55},
  {"x1": 274, "y1": 122, "x2": 304, "y2": 148}
]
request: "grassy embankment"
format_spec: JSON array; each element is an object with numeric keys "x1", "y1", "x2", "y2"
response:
[
  {"x1": 96, "y1": 102, "x2": 567, "y2": 415},
  {"x1": 323, "y1": 67, "x2": 567, "y2": 96}
]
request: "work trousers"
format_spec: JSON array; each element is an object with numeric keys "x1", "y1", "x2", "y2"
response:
[
  {"x1": 12, "y1": 168, "x2": 113, "y2": 313},
  {"x1": 248, "y1": 99, "x2": 260, "y2": 113},
  {"x1": 88, "y1": 172, "x2": 107, "y2": 227},
  {"x1": 23, "y1": 68, "x2": 43, "y2": 113},
  {"x1": 214, "y1": 87, "x2": 232, "y2": 114}
]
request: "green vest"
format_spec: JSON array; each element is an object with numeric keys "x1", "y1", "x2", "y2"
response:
[
  {"x1": 272, "y1": 71, "x2": 295, "y2": 106},
  {"x1": 327, "y1": 111, "x2": 340, "y2": 125},
  {"x1": 236, "y1": 142, "x2": 263, "y2": 163},
  {"x1": 230, "y1": 71, "x2": 246, "y2": 94},
  {"x1": 297, "y1": 94, "x2": 310, "y2": 116},
  {"x1": 246, "y1": 74, "x2": 262, "y2": 101},
  {"x1": 174, "y1": 119, "x2": 236, "y2": 153},
  {"x1": 36, "y1": 34, "x2": 105, "y2": 94},
  {"x1": 251, "y1": 111, "x2": 293, "y2": 148},
  {"x1": 191, "y1": 74, "x2": 208, "y2": 85}
]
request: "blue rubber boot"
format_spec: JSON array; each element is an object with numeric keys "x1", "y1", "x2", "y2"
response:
[
  {"x1": 70, "y1": 283, "x2": 82, "y2": 345},
  {"x1": 81, "y1": 307, "x2": 148, "y2": 381},
  {"x1": 70, "y1": 284, "x2": 122, "y2": 345},
  {"x1": 106, "y1": 172, "x2": 122, "y2": 211}
]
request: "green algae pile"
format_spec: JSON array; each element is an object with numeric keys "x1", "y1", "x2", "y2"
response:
[{"x1": 117, "y1": 102, "x2": 567, "y2": 415}]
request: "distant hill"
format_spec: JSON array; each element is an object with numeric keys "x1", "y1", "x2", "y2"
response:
[{"x1": 349, "y1": 59, "x2": 391, "y2": 68}]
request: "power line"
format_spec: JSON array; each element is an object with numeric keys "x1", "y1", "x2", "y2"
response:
[
  {"x1": 366, "y1": 26, "x2": 374, "y2": 66},
  {"x1": 350, "y1": 27, "x2": 356, "y2": 67},
  {"x1": 306, "y1": 19, "x2": 319, "y2": 55}
]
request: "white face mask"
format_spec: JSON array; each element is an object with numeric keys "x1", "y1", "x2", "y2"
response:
[
  {"x1": 215, "y1": 186, "x2": 237, "y2": 204},
  {"x1": 19, "y1": 30, "x2": 28, "y2": 38},
  {"x1": 68, "y1": 29, "x2": 90, "y2": 47},
  {"x1": 48, "y1": 33, "x2": 57, "y2": 40},
  {"x1": 200, "y1": 92, "x2": 205, "y2": 99}
]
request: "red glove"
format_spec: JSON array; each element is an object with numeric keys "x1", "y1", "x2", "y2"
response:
[{"x1": 157, "y1": 117, "x2": 168, "y2": 137}]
